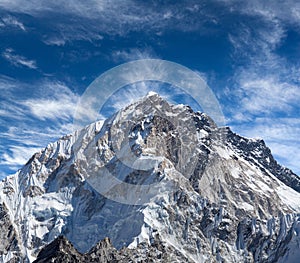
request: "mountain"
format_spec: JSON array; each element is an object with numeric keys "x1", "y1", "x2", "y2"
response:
[{"x1": 1, "y1": 92, "x2": 300, "y2": 263}]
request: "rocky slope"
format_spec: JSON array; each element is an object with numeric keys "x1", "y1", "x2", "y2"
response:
[
  {"x1": 1, "y1": 93, "x2": 300, "y2": 262},
  {"x1": 33, "y1": 235, "x2": 189, "y2": 263}
]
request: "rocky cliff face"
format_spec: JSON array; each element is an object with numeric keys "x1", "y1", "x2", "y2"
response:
[
  {"x1": 33, "y1": 235, "x2": 189, "y2": 263},
  {"x1": 1, "y1": 93, "x2": 300, "y2": 263}
]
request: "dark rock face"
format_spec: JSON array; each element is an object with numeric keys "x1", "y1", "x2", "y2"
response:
[
  {"x1": 33, "y1": 236, "x2": 190, "y2": 263},
  {"x1": 0, "y1": 203, "x2": 21, "y2": 260},
  {"x1": 32, "y1": 236, "x2": 81, "y2": 263}
]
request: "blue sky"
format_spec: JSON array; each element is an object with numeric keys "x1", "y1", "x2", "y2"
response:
[{"x1": 0, "y1": 0, "x2": 299, "y2": 179}]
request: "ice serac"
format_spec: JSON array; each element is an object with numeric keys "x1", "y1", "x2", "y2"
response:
[{"x1": 1, "y1": 93, "x2": 300, "y2": 263}]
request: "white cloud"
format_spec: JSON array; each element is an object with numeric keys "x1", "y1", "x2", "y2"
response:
[
  {"x1": 25, "y1": 99, "x2": 74, "y2": 121},
  {"x1": 217, "y1": 0, "x2": 300, "y2": 28},
  {"x1": 100, "y1": 79, "x2": 206, "y2": 119},
  {"x1": 0, "y1": 74, "x2": 19, "y2": 91},
  {"x1": 0, "y1": 76, "x2": 81, "y2": 174},
  {"x1": 232, "y1": 118, "x2": 300, "y2": 142},
  {"x1": 0, "y1": 78, "x2": 80, "y2": 122},
  {"x1": 224, "y1": 1, "x2": 300, "y2": 175},
  {"x1": 240, "y1": 1, "x2": 300, "y2": 28},
  {"x1": 0, "y1": 0, "x2": 222, "y2": 42},
  {"x1": 226, "y1": 7, "x2": 300, "y2": 172},
  {"x1": 229, "y1": 70, "x2": 300, "y2": 173},
  {"x1": 236, "y1": 76, "x2": 299, "y2": 115},
  {"x1": 0, "y1": 121, "x2": 76, "y2": 149},
  {"x1": 0, "y1": 145, "x2": 41, "y2": 167},
  {"x1": 228, "y1": 17, "x2": 285, "y2": 67},
  {"x1": 1, "y1": 15, "x2": 26, "y2": 31},
  {"x1": 23, "y1": 82, "x2": 79, "y2": 121},
  {"x1": 112, "y1": 48, "x2": 158, "y2": 63},
  {"x1": 3, "y1": 49, "x2": 37, "y2": 69},
  {"x1": 0, "y1": 120, "x2": 77, "y2": 175},
  {"x1": 0, "y1": 0, "x2": 298, "y2": 46},
  {"x1": 103, "y1": 82, "x2": 165, "y2": 112},
  {"x1": 0, "y1": 101, "x2": 27, "y2": 120},
  {"x1": 42, "y1": 37, "x2": 66, "y2": 46}
]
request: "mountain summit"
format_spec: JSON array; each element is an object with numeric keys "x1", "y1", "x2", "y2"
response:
[{"x1": 1, "y1": 93, "x2": 300, "y2": 263}]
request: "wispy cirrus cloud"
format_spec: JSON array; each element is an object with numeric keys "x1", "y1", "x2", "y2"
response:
[
  {"x1": 227, "y1": 14, "x2": 299, "y2": 121},
  {"x1": 0, "y1": 76, "x2": 80, "y2": 178},
  {"x1": 219, "y1": 1, "x2": 300, "y2": 174},
  {"x1": 23, "y1": 82, "x2": 79, "y2": 121},
  {"x1": 217, "y1": 0, "x2": 300, "y2": 26},
  {"x1": 0, "y1": 0, "x2": 298, "y2": 47},
  {"x1": 235, "y1": 0, "x2": 300, "y2": 27},
  {"x1": 0, "y1": 15, "x2": 26, "y2": 31},
  {"x1": 0, "y1": 0, "x2": 224, "y2": 44},
  {"x1": 0, "y1": 145, "x2": 41, "y2": 167},
  {"x1": 3, "y1": 48, "x2": 37, "y2": 69},
  {"x1": 0, "y1": 77, "x2": 79, "y2": 122},
  {"x1": 112, "y1": 48, "x2": 158, "y2": 63},
  {"x1": 0, "y1": 123, "x2": 76, "y2": 179},
  {"x1": 235, "y1": 75, "x2": 299, "y2": 116}
]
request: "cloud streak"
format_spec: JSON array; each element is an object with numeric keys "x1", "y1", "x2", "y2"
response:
[
  {"x1": 215, "y1": 1, "x2": 300, "y2": 174},
  {"x1": 0, "y1": 76, "x2": 80, "y2": 178},
  {"x1": 236, "y1": 76, "x2": 299, "y2": 115},
  {"x1": 112, "y1": 48, "x2": 158, "y2": 63},
  {"x1": 0, "y1": 145, "x2": 41, "y2": 167},
  {"x1": 23, "y1": 82, "x2": 79, "y2": 121},
  {"x1": 3, "y1": 49, "x2": 37, "y2": 69},
  {"x1": 0, "y1": 15, "x2": 26, "y2": 31},
  {"x1": 0, "y1": 0, "x2": 224, "y2": 43}
]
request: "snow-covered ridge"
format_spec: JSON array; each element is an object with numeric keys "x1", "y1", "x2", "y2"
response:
[{"x1": 0, "y1": 93, "x2": 300, "y2": 263}]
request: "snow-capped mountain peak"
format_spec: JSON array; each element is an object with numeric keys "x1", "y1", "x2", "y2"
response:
[{"x1": 1, "y1": 94, "x2": 300, "y2": 262}]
